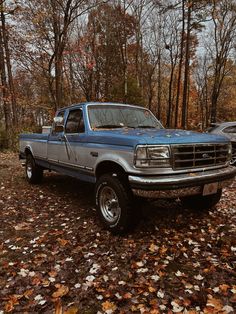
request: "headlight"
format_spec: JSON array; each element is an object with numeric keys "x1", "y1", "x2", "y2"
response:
[{"x1": 134, "y1": 145, "x2": 170, "y2": 168}]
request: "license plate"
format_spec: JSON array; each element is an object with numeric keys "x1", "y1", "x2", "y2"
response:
[{"x1": 203, "y1": 182, "x2": 218, "y2": 196}]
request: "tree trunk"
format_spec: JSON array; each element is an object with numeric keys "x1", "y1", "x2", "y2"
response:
[
  {"x1": 175, "y1": 0, "x2": 185, "y2": 128},
  {"x1": 210, "y1": 84, "x2": 219, "y2": 123},
  {"x1": 1, "y1": 9, "x2": 17, "y2": 126},
  {"x1": 167, "y1": 57, "x2": 175, "y2": 127},
  {"x1": 55, "y1": 51, "x2": 63, "y2": 108},
  {"x1": 51, "y1": 0, "x2": 63, "y2": 110},
  {"x1": 181, "y1": 1, "x2": 192, "y2": 129},
  {"x1": 0, "y1": 25, "x2": 12, "y2": 147},
  {"x1": 157, "y1": 49, "x2": 161, "y2": 120}
]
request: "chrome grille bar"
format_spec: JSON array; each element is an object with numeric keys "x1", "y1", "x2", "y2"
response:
[{"x1": 172, "y1": 143, "x2": 229, "y2": 170}]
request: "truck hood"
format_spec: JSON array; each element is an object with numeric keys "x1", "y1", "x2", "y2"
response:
[{"x1": 88, "y1": 128, "x2": 229, "y2": 147}]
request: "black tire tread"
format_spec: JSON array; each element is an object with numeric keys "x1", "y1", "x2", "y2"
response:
[
  {"x1": 25, "y1": 154, "x2": 43, "y2": 184},
  {"x1": 95, "y1": 174, "x2": 134, "y2": 234}
]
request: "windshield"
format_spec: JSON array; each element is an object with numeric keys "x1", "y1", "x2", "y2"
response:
[{"x1": 88, "y1": 105, "x2": 163, "y2": 130}]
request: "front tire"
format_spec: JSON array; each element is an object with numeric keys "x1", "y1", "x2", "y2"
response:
[
  {"x1": 25, "y1": 154, "x2": 43, "y2": 184},
  {"x1": 181, "y1": 189, "x2": 222, "y2": 211},
  {"x1": 95, "y1": 174, "x2": 133, "y2": 234}
]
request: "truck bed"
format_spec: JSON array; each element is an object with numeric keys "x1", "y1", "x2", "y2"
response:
[{"x1": 19, "y1": 133, "x2": 49, "y2": 162}]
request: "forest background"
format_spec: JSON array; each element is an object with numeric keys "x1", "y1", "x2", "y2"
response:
[{"x1": 1, "y1": 0, "x2": 236, "y2": 149}]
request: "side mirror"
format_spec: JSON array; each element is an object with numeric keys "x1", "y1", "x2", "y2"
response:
[
  {"x1": 54, "y1": 116, "x2": 64, "y2": 124},
  {"x1": 53, "y1": 116, "x2": 64, "y2": 133}
]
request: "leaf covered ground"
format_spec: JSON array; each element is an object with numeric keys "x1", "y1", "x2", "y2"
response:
[{"x1": 0, "y1": 152, "x2": 235, "y2": 314}]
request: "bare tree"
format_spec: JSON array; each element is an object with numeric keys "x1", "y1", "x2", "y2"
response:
[{"x1": 208, "y1": 0, "x2": 236, "y2": 123}]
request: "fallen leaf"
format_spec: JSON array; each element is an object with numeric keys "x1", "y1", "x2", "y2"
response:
[
  {"x1": 52, "y1": 285, "x2": 69, "y2": 298},
  {"x1": 149, "y1": 243, "x2": 159, "y2": 252},
  {"x1": 64, "y1": 306, "x2": 79, "y2": 314},
  {"x1": 159, "y1": 245, "x2": 168, "y2": 255},
  {"x1": 194, "y1": 274, "x2": 204, "y2": 280},
  {"x1": 54, "y1": 299, "x2": 63, "y2": 314},
  {"x1": 148, "y1": 286, "x2": 156, "y2": 293},
  {"x1": 123, "y1": 292, "x2": 132, "y2": 299},
  {"x1": 205, "y1": 295, "x2": 223, "y2": 312},
  {"x1": 4, "y1": 295, "x2": 22, "y2": 313},
  {"x1": 102, "y1": 300, "x2": 117, "y2": 312},
  {"x1": 5, "y1": 300, "x2": 15, "y2": 313},
  {"x1": 57, "y1": 238, "x2": 69, "y2": 246},
  {"x1": 24, "y1": 289, "x2": 34, "y2": 299},
  {"x1": 14, "y1": 222, "x2": 30, "y2": 231},
  {"x1": 219, "y1": 284, "x2": 230, "y2": 293}
]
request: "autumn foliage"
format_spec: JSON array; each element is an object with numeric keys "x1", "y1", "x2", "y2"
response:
[{"x1": 1, "y1": 0, "x2": 236, "y2": 148}]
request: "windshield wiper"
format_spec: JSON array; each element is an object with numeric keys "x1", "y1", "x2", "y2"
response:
[
  {"x1": 95, "y1": 125, "x2": 123, "y2": 129},
  {"x1": 135, "y1": 125, "x2": 157, "y2": 129}
]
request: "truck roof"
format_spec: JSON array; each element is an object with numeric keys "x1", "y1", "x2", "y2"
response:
[{"x1": 58, "y1": 102, "x2": 144, "y2": 111}]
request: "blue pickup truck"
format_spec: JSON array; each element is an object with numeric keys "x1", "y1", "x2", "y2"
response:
[{"x1": 19, "y1": 102, "x2": 236, "y2": 233}]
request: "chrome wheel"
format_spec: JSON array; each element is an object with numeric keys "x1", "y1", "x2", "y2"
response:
[
  {"x1": 99, "y1": 186, "x2": 121, "y2": 223},
  {"x1": 25, "y1": 154, "x2": 43, "y2": 184},
  {"x1": 230, "y1": 157, "x2": 236, "y2": 165},
  {"x1": 26, "y1": 163, "x2": 32, "y2": 179}
]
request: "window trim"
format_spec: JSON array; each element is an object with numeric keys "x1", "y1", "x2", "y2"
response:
[{"x1": 65, "y1": 108, "x2": 85, "y2": 134}]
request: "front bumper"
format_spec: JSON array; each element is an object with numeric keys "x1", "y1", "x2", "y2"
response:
[{"x1": 129, "y1": 166, "x2": 236, "y2": 199}]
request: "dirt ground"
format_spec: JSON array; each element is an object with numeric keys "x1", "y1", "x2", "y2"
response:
[{"x1": 0, "y1": 152, "x2": 235, "y2": 313}]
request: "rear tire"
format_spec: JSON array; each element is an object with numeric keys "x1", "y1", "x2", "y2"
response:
[
  {"x1": 95, "y1": 174, "x2": 134, "y2": 234},
  {"x1": 181, "y1": 189, "x2": 222, "y2": 211},
  {"x1": 25, "y1": 154, "x2": 43, "y2": 184}
]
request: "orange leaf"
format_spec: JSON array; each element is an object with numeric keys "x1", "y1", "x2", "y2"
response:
[
  {"x1": 102, "y1": 300, "x2": 117, "y2": 312},
  {"x1": 24, "y1": 289, "x2": 34, "y2": 299},
  {"x1": 54, "y1": 299, "x2": 63, "y2": 314},
  {"x1": 149, "y1": 243, "x2": 158, "y2": 252},
  {"x1": 64, "y1": 306, "x2": 79, "y2": 314},
  {"x1": 57, "y1": 238, "x2": 69, "y2": 246},
  {"x1": 5, "y1": 300, "x2": 15, "y2": 313},
  {"x1": 123, "y1": 292, "x2": 132, "y2": 299},
  {"x1": 219, "y1": 284, "x2": 230, "y2": 293},
  {"x1": 32, "y1": 276, "x2": 41, "y2": 286},
  {"x1": 52, "y1": 285, "x2": 69, "y2": 298},
  {"x1": 159, "y1": 246, "x2": 168, "y2": 255},
  {"x1": 42, "y1": 279, "x2": 50, "y2": 287},
  {"x1": 49, "y1": 270, "x2": 57, "y2": 277},
  {"x1": 183, "y1": 298, "x2": 191, "y2": 307},
  {"x1": 206, "y1": 295, "x2": 223, "y2": 311},
  {"x1": 148, "y1": 286, "x2": 156, "y2": 293},
  {"x1": 4, "y1": 295, "x2": 22, "y2": 313}
]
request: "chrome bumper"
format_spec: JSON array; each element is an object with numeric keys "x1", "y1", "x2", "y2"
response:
[{"x1": 129, "y1": 166, "x2": 236, "y2": 199}]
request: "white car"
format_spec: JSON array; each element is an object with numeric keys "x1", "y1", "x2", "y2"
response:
[{"x1": 208, "y1": 122, "x2": 236, "y2": 166}]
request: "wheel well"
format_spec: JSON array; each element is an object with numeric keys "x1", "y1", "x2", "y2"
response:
[
  {"x1": 25, "y1": 147, "x2": 32, "y2": 157},
  {"x1": 96, "y1": 161, "x2": 127, "y2": 179}
]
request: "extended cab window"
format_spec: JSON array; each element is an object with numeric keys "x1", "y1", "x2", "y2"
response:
[{"x1": 65, "y1": 109, "x2": 85, "y2": 133}]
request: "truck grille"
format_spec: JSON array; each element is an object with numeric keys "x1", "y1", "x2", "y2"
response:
[
  {"x1": 172, "y1": 143, "x2": 229, "y2": 170},
  {"x1": 232, "y1": 142, "x2": 236, "y2": 165}
]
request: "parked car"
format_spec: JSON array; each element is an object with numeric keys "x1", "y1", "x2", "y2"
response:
[
  {"x1": 19, "y1": 103, "x2": 236, "y2": 233},
  {"x1": 207, "y1": 122, "x2": 236, "y2": 166}
]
